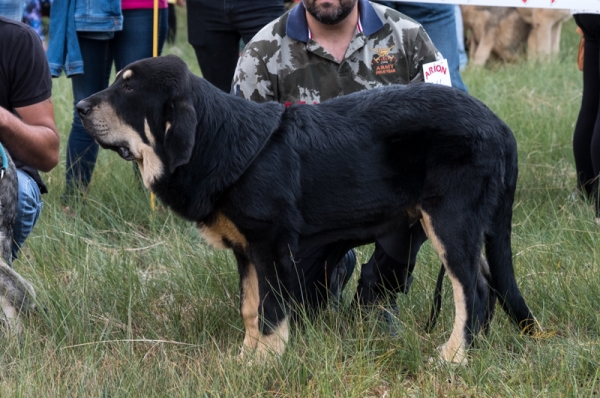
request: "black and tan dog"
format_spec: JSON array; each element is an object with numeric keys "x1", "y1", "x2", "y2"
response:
[{"x1": 77, "y1": 55, "x2": 536, "y2": 364}]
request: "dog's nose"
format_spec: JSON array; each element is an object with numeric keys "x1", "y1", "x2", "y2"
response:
[{"x1": 76, "y1": 100, "x2": 92, "y2": 118}]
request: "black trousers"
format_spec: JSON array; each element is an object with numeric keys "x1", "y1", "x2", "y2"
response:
[
  {"x1": 186, "y1": 0, "x2": 286, "y2": 93},
  {"x1": 289, "y1": 222, "x2": 428, "y2": 310},
  {"x1": 573, "y1": 14, "x2": 600, "y2": 210}
]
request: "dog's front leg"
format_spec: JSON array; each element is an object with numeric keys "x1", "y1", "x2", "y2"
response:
[{"x1": 235, "y1": 249, "x2": 289, "y2": 360}]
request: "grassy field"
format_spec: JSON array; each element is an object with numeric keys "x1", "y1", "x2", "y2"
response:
[{"x1": 1, "y1": 10, "x2": 598, "y2": 397}]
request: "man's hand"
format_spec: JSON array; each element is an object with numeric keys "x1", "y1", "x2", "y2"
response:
[{"x1": 0, "y1": 99, "x2": 60, "y2": 172}]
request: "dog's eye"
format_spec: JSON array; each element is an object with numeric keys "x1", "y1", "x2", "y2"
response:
[{"x1": 124, "y1": 83, "x2": 133, "y2": 92}]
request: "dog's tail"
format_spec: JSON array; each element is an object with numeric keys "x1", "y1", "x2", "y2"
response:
[
  {"x1": 426, "y1": 126, "x2": 535, "y2": 335},
  {"x1": 0, "y1": 258, "x2": 36, "y2": 332},
  {"x1": 484, "y1": 129, "x2": 536, "y2": 335}
]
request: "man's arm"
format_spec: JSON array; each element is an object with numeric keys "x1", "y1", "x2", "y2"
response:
[{"x1": 0, "y1": 98, "x2": 59, "y2": 173}]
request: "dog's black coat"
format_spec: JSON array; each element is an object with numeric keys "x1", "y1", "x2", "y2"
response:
[{"x1": 77, "y1": 55, "x2": 535, "y2": 361}]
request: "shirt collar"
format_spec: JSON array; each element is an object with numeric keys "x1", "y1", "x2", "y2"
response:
[{"x1": 287, "y1": 0, "x2": 383, "y2": 43}]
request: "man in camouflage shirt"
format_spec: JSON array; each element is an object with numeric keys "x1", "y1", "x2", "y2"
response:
[{"x1": 232, "y1": 0, "x2": 442, "y2": 312}]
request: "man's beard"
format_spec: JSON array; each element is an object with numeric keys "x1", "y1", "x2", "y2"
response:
[{"x1": 303, "y1": 0, "x2": 358, "y2": 25}]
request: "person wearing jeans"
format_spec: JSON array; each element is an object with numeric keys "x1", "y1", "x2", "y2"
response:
[
  {"x1": 455, "y1": 4, "x2": 468, "y2": 71},
  {"x1": 47, "y1": 0, "x2": 169, "y2": 196}
]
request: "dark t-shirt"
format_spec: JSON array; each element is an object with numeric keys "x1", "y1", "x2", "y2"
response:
[{"x1": 0, "y1": 16, "x2": 52, "y2": 193}]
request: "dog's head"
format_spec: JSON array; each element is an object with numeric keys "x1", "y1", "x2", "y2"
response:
[{"x1": 76, "y1": 55, "x2": 198, "y2": 189}]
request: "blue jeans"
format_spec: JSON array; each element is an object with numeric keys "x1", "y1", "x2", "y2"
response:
[
  {"x1": 0, "y1": 0, "x2": 22, "y2": 21},
  {"x1": 392, "y1": 2, "x2": 468, "y2": 93},
  {"x1": 455, "y1": 5, "x2": 468, "y2": 71},
  {"x1": 65, "y1": 8, "x2": 168, "y2": 192},
  {"x1": 13, "y1": 169, "x2": 43, "y2": 259}
]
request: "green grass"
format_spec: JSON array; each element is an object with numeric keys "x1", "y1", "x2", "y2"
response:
[{"x1": 2, "y1": 12, "x2": 598, "y2": 397}]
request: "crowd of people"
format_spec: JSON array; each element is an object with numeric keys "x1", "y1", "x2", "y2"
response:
[{"x1": 0, "y1": 1, "x2": 599, "y2": 326}]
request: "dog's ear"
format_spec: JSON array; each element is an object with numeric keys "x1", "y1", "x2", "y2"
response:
[{"x1": 164, "y1": 100, "x2": 197, "y2": 173}]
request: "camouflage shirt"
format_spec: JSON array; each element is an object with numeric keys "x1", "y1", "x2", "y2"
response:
[{"x1": 232, "y1": 0, "x2": 442, "y2": 104}]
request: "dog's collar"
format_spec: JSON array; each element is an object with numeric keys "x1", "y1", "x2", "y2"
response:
[{"x1": 0, "y1": 143, "x2": 7, "y2": 180}]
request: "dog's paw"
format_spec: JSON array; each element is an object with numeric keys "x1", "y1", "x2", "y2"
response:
[
  {"x1": 237, "y1": 344, "x2": 281, "y2": 367},
  {"x1": 437, "y1": 343, "x2": 468, "y2": 366}
]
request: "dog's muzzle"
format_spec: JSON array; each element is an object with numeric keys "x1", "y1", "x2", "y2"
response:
[
  {"x1": 75, "y1": 99, "x2": 107, "y2": 137},
  {"x1": 76, "y1": 99, "x2": 92, "y2": 119}
]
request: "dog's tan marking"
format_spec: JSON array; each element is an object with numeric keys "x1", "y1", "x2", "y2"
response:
[
  {"x1": 165, "y1": 121, "x2": 172, "y2": 136},
  {"x1": 421, "y1": 211, "x2": 468, "y2": 365},
  {"x1": 256, "y1": 317, "x2": 289, "y2": 358},
  {"x1": 134, "y1": 146, "x2": 163, "y2": 189},
  {"x1": 135, "y1": 118, "x2": 159, "y2": 187},
  {"x1": 239, "y1": 263, "x2": 288, "y2": 359},
  {"x1": 143, "y1": 118, "x2": 156, "y2": 147},
  {"x1": 198, "y1": 213, "x2": 247, "y2": 249},
  {"x1": 86, "y1": 104, "x2": 164, "y2": 188},
  {"x1": 479, "y1": 254, "x2": 490, "y2": 278},
  {"x1": 241, "y1": 262, "x2": 260, "y2": 353},
  {"x1": 122, "y1": 69, "x2": 133, "y2": 80}
]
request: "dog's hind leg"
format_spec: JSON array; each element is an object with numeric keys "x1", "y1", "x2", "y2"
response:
[
  {"x1": 0, "y1": 258, "x2": 36, "y2": 333},
  {"x1": 425, "y1": 255, "x2": 496, "y2": 336},
  {"x1": 420, "y1": 211, "x2": 488, "y2": 365},
  {"x1": 235, "y1": 245, "x2": 290, "y2": 360}
]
